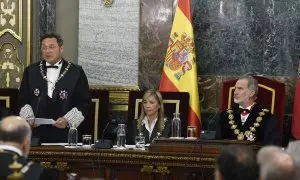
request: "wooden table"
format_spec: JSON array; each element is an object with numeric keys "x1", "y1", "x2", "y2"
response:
[{"x1": 29, "y1": 139, "x2": 260, "y2": 180}]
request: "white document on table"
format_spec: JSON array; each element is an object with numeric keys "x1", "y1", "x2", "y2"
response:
[
  {"x1": 41, "y1": 143, "x2": 69, "y2": 146},
  {"x1": 27, "y1": 118, "x2": 55, "y2": 125}
]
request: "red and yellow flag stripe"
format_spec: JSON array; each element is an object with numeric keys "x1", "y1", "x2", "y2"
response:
[{"x1": 159, "y1": 0, "x2": 201, "y2": 135}]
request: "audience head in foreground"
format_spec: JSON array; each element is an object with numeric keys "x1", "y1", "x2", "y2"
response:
[
  {"x1": 286, "y1": 141, "x2": 300, "y2": 180},
  {"x1": 0, "y1": 116, "x2": 31, "y2": 157},
  {"x1": 215, "y1": 145, "x2": 259, "y2": 180},
  {"x1": 0, "y1": 116, "x2": 52, "y2": 180},
  {"x1": 257, "y1": 145, "x2": 296, "y2": 180}
]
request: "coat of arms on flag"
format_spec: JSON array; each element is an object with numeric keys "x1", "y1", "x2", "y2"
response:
[{"x1": 165, "y1": 32, "x2": 196, "y2": 81}]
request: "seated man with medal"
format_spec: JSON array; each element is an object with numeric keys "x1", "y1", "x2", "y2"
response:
[{"x1": 216, "y1": 76, "x2": 281, "y2": 145}]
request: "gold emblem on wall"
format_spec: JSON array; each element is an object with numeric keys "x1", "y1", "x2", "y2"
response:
[
  {"x1": 103, "y1": 0, "x2": 114, "y2": 7},
  {"x1": 0, "y1": 0, "x2": 22, "y2": 42},
  {"x1": 0, "y1": 43, "x2": 24, "y2": 88}
]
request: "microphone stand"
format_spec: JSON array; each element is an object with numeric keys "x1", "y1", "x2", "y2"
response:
[
  {"x1": 31, "y1": 95, "x2": 42, "y2": 147},
  {"x1": 94, "y1": 120, "x2": 113, "y2": 149},
  {"x1": 200, "y1": 111, "x2": 217, "y2": 140}
]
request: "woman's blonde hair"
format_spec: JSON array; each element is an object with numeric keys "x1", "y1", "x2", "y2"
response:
[{"x1": 137, "y1": 90, "x2": 165, "y2": 133}]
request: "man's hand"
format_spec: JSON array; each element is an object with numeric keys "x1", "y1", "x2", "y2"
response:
[{"x1": 54, "y1": 117, "x2": 68, "y2": 129}]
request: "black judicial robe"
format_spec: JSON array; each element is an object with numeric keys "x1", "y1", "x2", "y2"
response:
[
  {"x1": 127, "y1": 118, "x2": 172, "y2": 145},
  {"x1": 216, "y1": 104, "x2": 281, "y2": 145},
  {"x1": 18, "y1": 59, "x2": 91, "y2": 143},
  {"x1": 0, "y1": 150, "x2": 44, "y2": 180}
]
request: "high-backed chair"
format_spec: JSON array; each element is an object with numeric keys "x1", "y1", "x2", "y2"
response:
[
  {"x1": 126, "y1": 91, "x2": 189, "y2": 144},
  {"x1": 77, "y1": 89, "x2": 109, "y2": 143},
  {"x1": 0, "y1": 88, "x2": 19, "y2": 114},
  {"x1": 220, "y1": 76, "x2": 285, "y2": 142}
]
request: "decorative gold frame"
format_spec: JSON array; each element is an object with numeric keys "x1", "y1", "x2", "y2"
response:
[
  {"x1": 134, "y1": 99, "x2": 180, "y2": 119},
  {"x1": 0, "y1": 42, "x2": 25, "y2": 88},
  {"x1": 89, "y1": 85, "x2": 139, "y2": 91},
  {"x1": 90, "y1": 85, "x2": 140, "y2": 112},
  {"x1": 26, "y1": 0, "x2": 31, "y2": 66},
  {"x1": 228, "y1": 84, "x2": 275, "y2": 113},
  {"x1": 0, "y1": 0, "x2": 31, "y2": 66},
  {"x1": 0, "y1": 96, "x2": 10, "y2": 108},
  {"x1": 91, "y1": 98, "x2": 99, "y2": 141},
  {"x1": 0, "y1": 0, "x2": 22, "y2": 42}
]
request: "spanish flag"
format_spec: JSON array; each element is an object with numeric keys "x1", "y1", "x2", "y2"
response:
[
  {"x1": 159, "y1": 0, "x2": 201, "y2": 135},
  {"x1": 292, "y1": 64, "x2": 300, "y2": 139}
]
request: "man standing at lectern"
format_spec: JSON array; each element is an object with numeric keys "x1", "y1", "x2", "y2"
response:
[
  {"x1": 216, "y1": 76, "x2": 280, "y2": 145},
  {"x1": 18, "y1": 33, "x2": 90, "y2": 143}
]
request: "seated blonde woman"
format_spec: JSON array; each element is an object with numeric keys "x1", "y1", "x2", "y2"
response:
[{"x1": 128, "y1": 90, "x2": 172, "y2": 144}]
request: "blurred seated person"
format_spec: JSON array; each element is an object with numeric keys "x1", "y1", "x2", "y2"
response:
[
  {"x1": 286, "y1": 141, "x2": 300, "y2": 179},
  {"x1": 0, "y1": 107, "x2": 14, "y2": 120},
  {"x1": 216, "y1": 76, "x2": 281, "y2": 145},
  {"x1": 215, "y1": 144, "x2": 259, "y2": 180},
  {"x1": 257, "y1": 145, "x2": 296, "y2": 180},
  {"x1": 128, "y1": 90, "x2": 171, "y2": 144},
  {"x1": 0, "y1": 116, "x2": 52, "y2": 180}
]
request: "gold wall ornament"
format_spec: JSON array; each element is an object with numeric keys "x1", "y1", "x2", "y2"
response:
[
  {"x1": 55, "y1": 162, "x2": 69, "y2": 171},
  {"x1": 153, "y1": 166, "x2": 170, "y2": 174},
  {"x1": 141, "y1": 165, "x2": 154, "y2": 174},
  {"x1": 0, "y1": 0, "x2": 22, "y2": 42},
  {"x1": 0, "y1": 43, "x2": 24, "y2": 88},
  {"x1": 103, "y1": 0, "x2": 114, "y2": 7},
  {"x1": 40, "y1": 162, "x2": 52, "y2": 168}
]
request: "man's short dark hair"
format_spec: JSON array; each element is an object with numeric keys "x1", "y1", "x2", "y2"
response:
[
  {"x1": 40, "y1": 32, "x2": 63, "y2": 47},
  {"x1": 216, "y1": 145, "x2": 259, "y2": 180}
]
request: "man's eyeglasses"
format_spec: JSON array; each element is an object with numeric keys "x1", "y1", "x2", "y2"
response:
[{"x1": 41, "y1": 45, "x2": 58, "y2": 51}]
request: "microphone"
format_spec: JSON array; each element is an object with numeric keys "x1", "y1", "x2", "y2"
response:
[
  {"x1": 94, "y1": 119, "x2": 113, "y2": 149},
  {"x1": 101, "y1": 119, "x2": 111, "y2": 140},
  {"x1": 31, "y1": 90, "x2": 42, "y2": 147},
  {"x1": 33, "y1": 93, "x2": 42, "y2": 126},
  {"x1": 200, "y1": 111, "x2": 218, "y2": 140}
]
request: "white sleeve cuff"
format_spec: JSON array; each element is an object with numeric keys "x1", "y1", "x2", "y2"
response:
[
  {"x1": 63, "y1": 108, "x2": 84, "y2": 128},
  {"x1": 19, "y1": 104, "x2": 35, "y2": 120}
]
